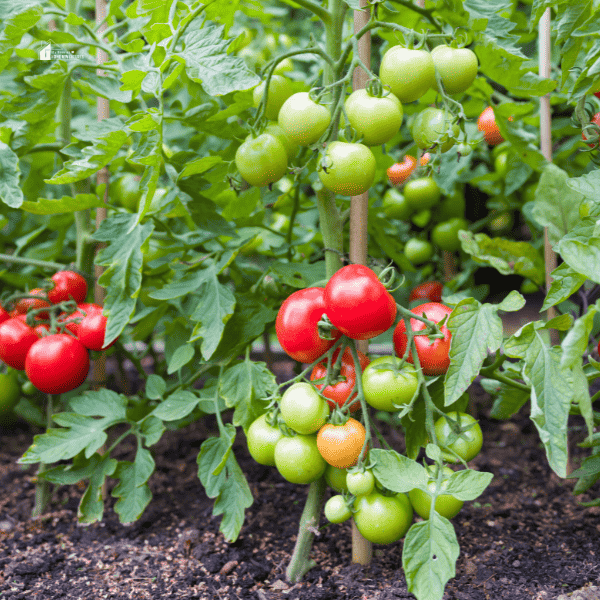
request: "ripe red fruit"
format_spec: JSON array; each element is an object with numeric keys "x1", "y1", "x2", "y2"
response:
[
  {"x1": 477, "y1": 106, "x2": 504, "y2": 146},
  {"x1": 409, "y1": 281, "x2": 443, "y2": 304},
  {"x1": 582, "y1": 112, "x2": 600, "y2": 148},
  {"x1": 48, "y1": 271, "x2": 88, "y2": 304}
]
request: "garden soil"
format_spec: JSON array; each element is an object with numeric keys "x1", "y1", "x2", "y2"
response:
[{"x1": 1, "y1": 296, "x2": 599, "y2": 600}]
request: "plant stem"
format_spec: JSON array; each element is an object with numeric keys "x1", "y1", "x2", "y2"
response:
[{"x1": 0, "y1": 253, "x2": 66, "y2": 271}]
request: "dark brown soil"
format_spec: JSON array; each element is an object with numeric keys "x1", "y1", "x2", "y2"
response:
[{"x1": 1, "y1": 332, "x2": 600, "y2": 600}]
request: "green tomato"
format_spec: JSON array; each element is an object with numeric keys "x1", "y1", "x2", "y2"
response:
[
  {"x1": 362, "y1": 356, "x2": 419, "y2": 412},
  {"x1": 21, "y1": 380, "x2": 37, "y2": 396},
  {"x1": 325, "y1": 495, "x2": 352, "y2": 523},
  {"x1": 431, "y1": 45, "x2": 478, "y2": 95},
  {"x1": 379, "y1": 46, "x2": 436, "y2": 103},
  {"x1": 264, "y1": 122, "x2": 299, "y2": 162},
  {"x1": 113, "y1": 173, "x2": 142, "y2": 211},
  {"x1": 318, "y1": 141, "x2": 376, "y2": 196},
  {"x1": 278, "y1": 92, "x2": 331, "y2": 146},
  {"x1": 431, "y1": 218, "x2": 469, "y2": 252},
  {"x1": 411, "y1": 209, "x2": 432, "y2": 228},
  {"x1": 412, "y1": 107, "x2": 460, "y2": 153},
  {"x1": 404, "y1": 177, "x2": 441, "y2": 211},
  {"x1": 408, "y1": 466, "x2": 464, "y2": 519},
  {"x1": 522, "y1": 183, "x2": 537, "y2": 204},
  {"x1": 488, "y1": 212, "x2": 514, "y2": 235},
  {"x1": 235, "y1": 133, "x2": 288, "y2": 188},
  {"x1": 346, "y1": 469, "x2": 375, "y2": 496},
  {"x1": 520, "y1": 279, "x2": 538, "y2": 294},
  {"x1": 382, "y1": 188, "x2": 412, "y2": 220},
  {"x1": 252, "y1": 75, "x2": 293, "y2": 121},
  {"x1": 353, "y1": 491, "x2": 413, "y2": 544},
  {"x1": 273, "y1": 58, "x2": 294, "y2": 74},
  {"x1": 246, "y1": 413, "x2": 284, "y2": 466},
  {"x1": 280, "y1": 382, "x2": 329, "y2": 435},
  {"x1": 495, "y1": 151, "x2": 509, "y2": 178},
  {"x1": 434, "y1": 412, "x2": 483, "y2": 463},
  {"x1": 404, "y1": 238, "x2": 434, "y2": 265},
  {"x1": 325, "y1": 464, "x2": 349, "y2": 493},
  {"x1": 437, "y1": 188, "x2": 466, "y2": 221},
  {"x1": 0, "y1": 372, "x2": 20, "y2": 417},
  {"x1": 344, "y1": 89, "x2": 403, "y2": 146},
  {"x1": 274, "y1": 434, "x2": 327, "y2": 484}
]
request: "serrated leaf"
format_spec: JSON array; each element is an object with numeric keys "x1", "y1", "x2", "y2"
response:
[
  {"x1": 403, "y1": 515, "x2": 460, "y2": 600},
  {"x1": 167, "y1": 344, "x2": 195, "y2": 373},
  {"x1": 561, "y1": 306, "x2": 598, "y2": 369},
  {"x1": 370, "y1": 448, "x2": 428, "y2": 493},
  {"x1": 21, "y1": 194, "x2": 104, "y2": 214},
  {"x1": 542, "y1": 263, "x2": 588, "y2": 311},
  {"x1": 444, "y1": 469, "x2": 493, "y2": 501},
  {"x1": 490, "y1": 384, "x2": 530, "y2": 420},
  {"x1": 145, "y1": 374, "x2": 167, "y2": 400},
  {"x1": 179, "y1": 155, "x2": 223, "y2": 179},
  {"x1": 74, "y1": 75, "x2": 133, "y2": 103},
  {"x1": 152, "y1": 390, "x2": 199, "y2": 421},
  {"x1": 0, "y1": 142, "x2": 23, "y2": 207}
]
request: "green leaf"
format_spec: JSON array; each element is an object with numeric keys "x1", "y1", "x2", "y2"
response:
[
  {"x1": 568, "y1": 453, "x2": 600, "y2": 479},
  {"x1": 0, "y1": 142, "x2": 24, "y2": 208},
  {"x1": 167, "y1": 344, "x2": 195, "y2": 373},
  {"x1": 176, "y1": 22, "x2": 260, "y2": 96},
  {"x1": 370, "y1": 449, "x2": 428, "y2": 493},
  {"x1": 542, "y1": 263, "x2": 588, "y2": 311},
  {"x1": 197, "y1": 425, "x2": 253, "y2": 543},
  {"x1": 557, "y1": 234, "x2": 600, "y2": 285},
  {"x1": 219, "y1": 358, "x2": 278, "y2": 431},
  {"x1": 0, "y1": 0, "x2": 43, "y2": 71},
  {"x1": 152, "y1": 390, "x2": 200, "y2": 421},
  {"x1": 179, "y1": 155, "x2": 223, "y2": 179},
  {"x1": 567, "y1": 170, "x2": 600, "y2": 202},
  {"x1": 403, "y1": 515, "x2": 460, "y2": 600},
  {"x1": 489, "y1": 384, "x2": 530, "y2": 420},
  {"x1": 111, "y1": 447, "x2": 155, "y2": 524},
  {"x1": 444, "y1": 469, "x2": 493, "y2": 501},
  {"x1": 145, "y1": 374, "x2": 167, "y2": 400},
  {"x1": 21, "y1": 194, "x2": 104, "y2": 214},
  {"x1": 74, "y1": 74, "x2": 133, "y2": 103},
  {"x1": 269, "y1": 261, "x2": 327, "y2": 289},
  {"x1": 560, "y1": 306, "x2": 598, "y2": 369}
]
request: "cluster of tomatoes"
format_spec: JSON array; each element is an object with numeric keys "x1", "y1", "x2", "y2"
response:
[
  {"x1": 245, "y1": 265, "x2": 484, "y2": 543},
  {"x1": 0, "y1": 271, "x2": 115, "y2": 396},
  {"x1": 236, "y1": 43, "x2": 482, "y2": 194}
]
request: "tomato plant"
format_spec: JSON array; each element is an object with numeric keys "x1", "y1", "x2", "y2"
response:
[
  {"x1": 477, "y1": 106, "x2": 504, "y2": 146},
  {"x1": 409, "y1": 282, "x2": 443, "y2": 303},
  {"x1": 318, "y1": 141, "x2": 376, "y2": 196},
  {"x1": 346, "y1": 469, "x2": 375, "y2": 496},
  {"x1": 246, "y1": 413, "x2": 284, "y2": 466},
  {"x1": 404, "y1": 238, "x2": 434, "y2": 265},
  {"x1": 310, "y1": 348, "x2": 370, "y2": 412},
  {"x1": 280, "y1": 382, "x2": 329, "y2": 434},
  {"x1": 434, "y1": 412, "x2": 483, "y2": 463},
  {"x1": 344, "y1": 89, "x2": 403, "y2": 146},
  {"x1": 404, "y1": 177, "x2": 441, "y2": 210},
  {"x1": 252, "y1": 74, "x2": 293, "y2": 120},
  {"x1": 412, "y1": 107, "x2": 459, "y2": 152},
  {"x1": 0, "y1": 318, "x2": 40, "y2": 371},
  {"x1": 235, "y1": 133, "x2": 288, "y2": 187},
  {"x1": 324, "y1": 495, "x2": 352, "y2": 523},
  {"x1": 48, "y1": 271, "x2": 88, "y2": 304},
  {"x1": 362, "y1": 356, "x2": 419, "y2": 412},
  {"x1": 431, "y1": 218, "x2": 469, "y2": 252},
  {"x1": 274, "y1": 434, "x2": 327, "y2": 484},
  {"x1": 353, "y1": 492, "x2": 413, "y2": 544},
  {"x1": 278, "y1": 92, "x2": 331, "y2": 146},
  {"x1": 324, "y1": 264, "x2": 396, "y2": 340},
  {"x1": 379, "y1": 46, "x2": 436, "y2": 103},
  {"x1": 0, "y1": 372, "x2": 20, "y2": 417},
  {"x1": 317, "y1": 417, "x2": 366, "y2": 469},
  {"x1": 275, "y1": 287, "x2": 341, "y2": 364},
  {"x1": 408, "y1": 466, "x2": 464, "y2": 519},
  {"x1": 381, "y1": 188, "x2": 412, "y2": 220},
  {"x1": 430, "y1": 45, "x2": 478, "y2": 94},
  {"x1": 112, "y1": 173, "x2": 141, "y2": 211},
  {"x1": 25, "y1": 334, "x2": 90, "y2": 395},
  {"x1": 393, "y1": 302, "x2": 453, "y2": 375}
]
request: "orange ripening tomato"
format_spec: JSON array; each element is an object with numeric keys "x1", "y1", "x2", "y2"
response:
[
  {"x1": 387, "y1": 153, "x2": 430, "y2": 186},
  {"x1": 477, "y1": 106, "x2": 504, "y2": 146},
  {"x1": 317, "y1": 418, "x2": 367, "y2": 469}
]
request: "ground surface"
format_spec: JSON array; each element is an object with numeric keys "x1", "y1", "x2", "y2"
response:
[{"x1": 1, "y1": 374, "x2": 600, "y2": 600}]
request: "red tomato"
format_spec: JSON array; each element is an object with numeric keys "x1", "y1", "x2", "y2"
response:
[
  {"x1": 310, "y1": 347, "x2": 370, "y2": 412},
  {"x1": 276, "y1": 288, "x2": 342, "y2": 363},
  {"x1": 393, "y1": 302, "x2": 453, "y2": 375},
  {"x1": 0, "y1": 318, "x2": 41, "y2": 370},
  {"x1": 25, "y1": 334, "x2": 90, "y2": 394},
  {"x1": 14, "y1": 288, "x2": 51, "y2": 317},
  {"x1": 409, "y1": 282, "x2": 443, "y2": 303},
  {"x1": 324, "y1": 264, "x2": 397, "y2": 340},
  {"x1": 48, "y1": 271, "x2": 88, "y2": 304},
  {"x1": 0, "y1": 306, "x2": 9, "y2": 326},
  {"x1": 582, "y1": 112, "x2": 600, "y2": 148},
  {"x1": 59, "y1": 303, "x2": 102, "y2": 336},
  {"x1": 387, "y1": 156, "x2": 416, "y2": 186},
  {"x1": 477, "y1": 106, "x2": 504, "y2": 146},
  {"x1": 78, "y1": 310, "x2": 115, "y2": 351}
]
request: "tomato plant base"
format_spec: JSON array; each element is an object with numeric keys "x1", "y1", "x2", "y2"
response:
[{"x1": 0, "y1": 403, "x2": 597, "y2": 600}]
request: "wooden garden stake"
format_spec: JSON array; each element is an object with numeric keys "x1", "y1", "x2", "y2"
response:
[
  {"x1": 538, "y1": 8, "x2": 559, "y2": 346},
  {"x1": 349, "y1": 0, "x2": 373, "y2": 567}
]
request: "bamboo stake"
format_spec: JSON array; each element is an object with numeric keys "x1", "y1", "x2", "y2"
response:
[
  {"x1": 538, "y1": 8, "x2": 558, "y2": 345},
  {"x1": 350, "y1": 0, "x2": 373, "y2": 567}
]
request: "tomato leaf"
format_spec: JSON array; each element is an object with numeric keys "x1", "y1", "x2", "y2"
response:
[
  {"x1": 112, "y1": 447, "x2": 155, "y2": 524},
  {"x1": 370, "y1": 448, "x2": 428, "y2": 493},
  {"x1": 0, "y1": 142, "x2": 24, "y2": 208},
  {"x1": 403, "y1": 514, "x2": 459, "y2": 600},
  {"x1": 444, "y1": 469, "x2": 493, "y2": 501}
]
